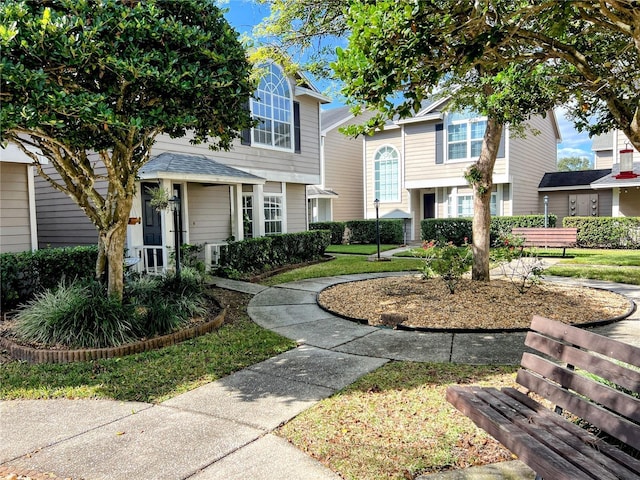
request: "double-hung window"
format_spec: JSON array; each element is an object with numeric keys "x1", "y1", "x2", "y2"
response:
[
  {"x1": 264, "y1": 195, "x2": 283, "y2": 235},
  {"x1": 449, "y1": 193, "x2": 498, "y2": 217},
  {"x1": 242, "y1": 194, "x2": 254, "y2": 238},
  {"x1": 252, "y1": 64, "x2": 293, "y2": 150},
  {"x1": 447, "y1": 110, "x2": 487, "y2": 162},
  {"x1": 374, "y1": 145, "x2": 400, "y2": 202}
]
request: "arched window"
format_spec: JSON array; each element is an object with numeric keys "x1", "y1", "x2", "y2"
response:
[
  {"x1": 374, "y1": 145, "x2": 400, "y2": 202},
  {"x1": 252, "y1": 63, "x2": 293, "y2": 150}
]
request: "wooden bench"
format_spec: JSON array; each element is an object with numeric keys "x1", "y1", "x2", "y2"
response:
[
  {"x1": 447, "y1": 315, "x2": 640, "y2": 480},
  {"x1": 511, "y1": 227, "x2": 578, "y2": 257}
]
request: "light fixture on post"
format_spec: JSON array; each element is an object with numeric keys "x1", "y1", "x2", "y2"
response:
[
  {"x1": 374, "y1": 198, "x2": 381, "y2": 261},
  {"x1": 615, "y1": 144, "x2": 638, "y2": 179},
  {"x1": 544, "y1": 195, "x2": 549, "y2": 228},
  {"x1": 169, "y1": 195, "x2": 182, "y2": 277}
]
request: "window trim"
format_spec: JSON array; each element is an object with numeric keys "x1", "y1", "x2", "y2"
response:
[
  {"x1": 263, "y1": 193, "x2": 284, "y2": 236},
  {"x1": 251, "y1": 63, "x2": 295, "y2": 153},
  {"x1": 445, "y1": 111, "x2": 487, "y2": 164},
  {"x1": 373, "y1": 144, "x2": 401, "y2": 203}
]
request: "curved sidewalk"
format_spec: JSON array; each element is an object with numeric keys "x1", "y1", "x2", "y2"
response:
[{"x1": 1, "y1": 274, "x2": 638, "y2": 480}]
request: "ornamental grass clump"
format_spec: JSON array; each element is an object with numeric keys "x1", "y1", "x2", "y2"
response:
[{"x1": 419, "y1": 240, "x2": 473, "y2": 293}]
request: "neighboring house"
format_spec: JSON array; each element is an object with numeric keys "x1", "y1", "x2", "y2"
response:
[
  {"x1": 538, "y1": 130, "x2": 640, "y2": 224},
  {"x1": 361, "y1": 98, "x2": 561, "y2": 240},
  {"x1": 32, "y1": 62, "x2": 330, "y2": 272},
  {"x1": 0, "y1": 144, "x2": 38, "y2": 253},
  {"x1": 308, "y1": 106, "x2": 375, "y2": 223}
]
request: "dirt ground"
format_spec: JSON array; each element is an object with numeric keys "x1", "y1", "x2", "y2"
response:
[{"x1": 318, "y1": 276, "x2": 631, "y2": 330}]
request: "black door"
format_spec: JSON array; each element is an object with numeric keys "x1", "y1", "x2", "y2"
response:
[
  {"x1": 423, "y1": 193, "x2": 436, "y2": 219},
  {"x1": 142, "y1": 183, "x2": 163, "y2": 268}
]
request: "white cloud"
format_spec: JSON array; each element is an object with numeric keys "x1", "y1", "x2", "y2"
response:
[{"x1": 554, "y1": 107, "x2": 594, "y2": 163}]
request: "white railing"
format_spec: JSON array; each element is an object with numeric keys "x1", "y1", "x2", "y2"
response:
[
  {"x1": 131, "y1": 246, "x2": 166, "y2": 275},
  {"x1": 204, "y1": 242, "x2": 227, "y2": 268}
]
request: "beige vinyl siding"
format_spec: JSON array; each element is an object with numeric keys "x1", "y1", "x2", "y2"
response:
[
  {"x1": 620, "y1": 189, "x2": 640, "y2": 217},
  {"x1": 509, "y1": 115, "x2": 559, "y2": 215},
  {"x1": 594, "y1": 150, "x2": 614, "y2": 169},
  {"x1": 364, "y1": 130, "x2": 408, "y2": 218},
  {"x1": 286, "y1": 183, "x2": 307, "y2": 232},
  {"x1": 543, "y1": 190, "x2": 612, "y2": 226},
  {"x1": 0, "y1": 162, "x2": 32, "y2": 253},
  {"x1": 323, "y1": 116, "x2": 371, "y2": 221},
  {"x1": 34, "y1": 164, "x2": 100, "y2": 248},
  {"x1": 186, "y1": 184, "x2": 231, "y2": 244},
  {"x1": 152, "y1": 96, "x2": 321, "y2": 181}
]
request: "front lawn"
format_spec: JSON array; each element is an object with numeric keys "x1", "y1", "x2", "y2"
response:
[{"x1": 326, "y1": 244, "x2": 401, "y2": 255}]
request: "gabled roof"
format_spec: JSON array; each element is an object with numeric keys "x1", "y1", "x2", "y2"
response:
[
  {"x1": 321, "y1": 106, "x2": 354, "y2": 133},
  {"x1": 538, "y1": 169, "x2": 611, "y2": 191},
  {"x1": 591, "y1": 162, "x2": 640, "y2": 189},
  {"x1": 306, "y1": 185, "x2": 339, "y2": 198},
  {"x1": 139, "y1": 152, "x2": 264, "y2": 184}
]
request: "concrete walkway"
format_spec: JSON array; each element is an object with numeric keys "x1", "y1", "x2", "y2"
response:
[{"x1": 1, "y1": 270, "x2": 638, "y2": 480}]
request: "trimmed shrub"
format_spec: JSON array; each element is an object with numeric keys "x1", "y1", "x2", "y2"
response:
[
  {"x1": 563, "y1": 216, "x2": 640, "y2": 248},
  {"x1": 420, "y1": 215, "x2": 557, "y2": 246},
  {"x1": 310, "y1": 222, "x2": 346, "y2": 244},
  {"x1": 1, "y1": 245, "x2": 98, "y2": 310},
  {"x1": 218, "y1": 230, "x2": 330, "y2": 277},
  {"x1": 345, "y1": 219, "x2": 404, "y2": 244}
]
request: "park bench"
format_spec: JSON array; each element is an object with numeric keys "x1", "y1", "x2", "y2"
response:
[
  {"x1": 447, "y1": 315, "x2": 640, "y2": 480},
  {"x1": 511, "y1": 227, "x2": 578, "y2": 257}
]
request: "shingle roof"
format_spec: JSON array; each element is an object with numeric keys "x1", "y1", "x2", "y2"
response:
[
  {"x1": 321, "y1": 106, "x2": 354, "y2": 131},
  {"x1": 538, "y1": 169, "x2": 611, "y2": 189},
  {"x1": 591, "y1": 132, "x2": 614, "y2": 152},
  {"x1": 140, "y1": 152, "x2": 263, "y2": 183},
  {"x1": 306, "y1": 185, "x2": 339, "y2": 197}
]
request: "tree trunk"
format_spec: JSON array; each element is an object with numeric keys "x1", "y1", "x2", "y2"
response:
[
  {"x1": 470, "y1": 118, "x2": 503, "y2": 282},
  {"x1": 99, "y1": 220, "x2": 128, "y2": 301}
]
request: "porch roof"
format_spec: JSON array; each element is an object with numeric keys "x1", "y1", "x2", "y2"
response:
[
  {"x1": 307, "y1": 185, "x2": 339, "y2": 198},
  {"x1": 591, "y1": 162, "x2": 640, "y2": 189},
  {"x1": 139, "y1": 152, "x2": 265, "y2": 185},
  {"x1": 538, "y1": 169, "x2": 611, "y2": 191}
]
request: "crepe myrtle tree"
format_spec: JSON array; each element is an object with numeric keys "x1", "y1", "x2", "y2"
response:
[{"x1": 0, "y1": 0, "x2": 254, "y2": 301}]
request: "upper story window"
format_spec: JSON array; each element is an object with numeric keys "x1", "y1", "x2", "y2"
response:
[
  {"x1": 252, "y1": 63, "x2": 293, "y2": 150},
  {"x1": 374, "y1": 145, "x2": 400, "y2": 202},
  {"x1": 447, "y1": 110, "x2": 487, "y2": 162}
]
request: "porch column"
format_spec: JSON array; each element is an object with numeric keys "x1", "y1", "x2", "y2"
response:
[
  {"x1": 255, "y1": 184, "x2": 265, "y2": 237},
  {"x1": 230, "y1": 184, "x2": 244, "y2": 241}
]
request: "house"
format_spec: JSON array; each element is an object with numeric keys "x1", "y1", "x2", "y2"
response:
[
  {"x1": 307, "y1": 106, "x2": 376, "y2": 223},
  {"x1": 538, "y1": 130, "x2": 640, "y2": 225},
  {"x1": 0, "y1": 144, "x2": 38, "y2": 253},
  {"x1": 31, "y1": 62, "x2": 330, "y2": 272},
  {"x1": 360, "y1": 98, "x2": 561, "y2": 240}
]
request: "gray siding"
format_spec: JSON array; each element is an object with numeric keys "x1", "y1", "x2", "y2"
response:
[
  {"x1": 0, "y1": 162, "x2": 32, "y2": 253},
  {"x1": 286, "y1": 183, "x2": 307, "y2": 232},
  {"x1": 509, "y1": 115, "x2": 559, "y2": 215},
  {"x1": 186, "y1": 184, "x2": 231, "y2": 244},
  {"x1": 542, "y1": 189, "x2": 612, "y2": 226},
  {"x1": 35, "y1": 164, "x2": 99, "y2": 248}
]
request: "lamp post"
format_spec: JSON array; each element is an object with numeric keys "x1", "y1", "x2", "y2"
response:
[
  {"x1": 169, "y1": 195, "x2": 181, "y2": 277},
  {"x1": 544, "y1": 195, "x2": 549, "y2": 228},
  {"x1": 374, "y1": 198, "x2": 381, "y2": 261}
]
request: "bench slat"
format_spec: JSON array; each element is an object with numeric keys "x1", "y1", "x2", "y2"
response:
[
  {"x1": 504, "y1": 388, "x2": 640, "y2": 477},
  {"x1": 501, "y1": 388, "x2": 640, "y2": 479},
  {"x1": 446, "y1": 386, "x2": 603, "y2": 480},
  {"x1": 521, "y1": 352, "x2": 640, "y2": 422},
  {"x1": 516, "y1": 368, "x2": 640, "y2": 451},
  {"x1": 525, "y1": 331, "x2": 640, "y2": 393},
  {"x1": 512, "y1": 228, "x2": 578, "y2": 248},
  {"x1": 529, "y1": 315, "x2": 640, "y2": 366},
  {"x1": 473, "y1": 387, "x2": 624, "y2": 480}
]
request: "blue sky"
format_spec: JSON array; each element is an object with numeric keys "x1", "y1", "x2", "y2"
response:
[{"x1": 221, "y1": 0, "x2": 594, "y2": 165}]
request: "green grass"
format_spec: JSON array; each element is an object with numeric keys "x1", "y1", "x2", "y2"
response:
[
  {"x1": 326, "y1": 244, "x2": 401, "y2": 255},
  {"x1": 0, "y1": 301, "x2": 295, "y2": 403},
  {"x1": 544, "y1": 265, "x2": 640, "y2": 285},
  {"x1": 540, "y1": 248, "x2": 640, "y2": 284},
  {"x1": 279, "y1": 362, "x2": 518, "y2": 480},
  {"x1": 261, "y1": 255, "x2": 424, "y2": 286}
]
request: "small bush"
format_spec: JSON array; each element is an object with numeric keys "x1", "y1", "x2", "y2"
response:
[
  {"x1": 419, "y1": 240, "x2": 473, "y2": 294},
  {"x1": 345, "y1": 219, "x2": 404, "y2": 244},
  {"x1": 563, "y1": 216, "x2": 640, "y2": 248},
  {"x1": 310, "y1": 222, "x2": 345, "y2": 244},
  {"x1": 218, "y1": 230, "x2": 330, "y2": 276},
  {"x1": 15, "y1": 280, "x2": 137, "y2": 349},
  {"x1": 1, "y1": 245, "x2": 98, "y2": 310}
]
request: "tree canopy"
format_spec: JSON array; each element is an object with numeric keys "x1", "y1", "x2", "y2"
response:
[
  {"x1": 557, "y1": 156, "x2": 593, "y2": 172},
  {"x1": 0, "y1": 0, "x2": 254, "y2": 300}
]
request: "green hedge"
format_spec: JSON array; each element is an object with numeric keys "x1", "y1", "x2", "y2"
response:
[
  {"x1": 345, "y1": 219, "x2": 404, "y2": 244},
  {"x1": 310, "y1": 221, "x2": 345, "y2": 244},
  {"x1": 420, "y1": 215, "x2": 557, "y2": 245},
  {"x1": 1, "y1": 245, "x2": 98, "y2": 310},
  {"x1": 218, "y1": 230, "x2": 331, "y2": 276},
  {"x1": 563, "y1": 216, "x2": 640, "y2": 248}
]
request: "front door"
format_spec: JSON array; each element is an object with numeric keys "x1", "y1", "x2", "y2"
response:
[
  {"x1": 423, "y1": 193, "x2": 436, "y2": 219},
  {"x1": 142, "y1": 183, "x2": 163, "y2": 268}
]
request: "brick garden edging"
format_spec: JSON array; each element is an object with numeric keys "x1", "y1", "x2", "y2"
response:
[{"x1": 0, "y1": 308, "x2": 226, "y2": 364}]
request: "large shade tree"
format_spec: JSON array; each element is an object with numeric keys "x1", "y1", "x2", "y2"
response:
[{"x1": 0, "y1": 0, "x2": 254, "y2": 301}]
